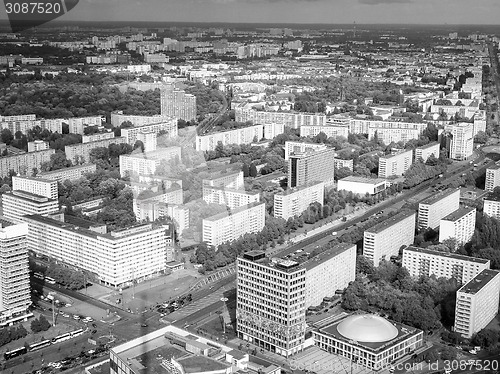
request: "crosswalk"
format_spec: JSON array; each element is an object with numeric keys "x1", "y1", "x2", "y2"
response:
[
  {"x1": 166, "y1": 289, "x2": 225, "y2": 321},
  {"x1": 190, "y1": 266, "x2": 236, "y2": 292}
]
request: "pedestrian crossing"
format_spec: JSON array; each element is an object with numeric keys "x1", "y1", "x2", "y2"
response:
[{"x1": 166, "y1": 289, "x2": 225, "y2": 321}]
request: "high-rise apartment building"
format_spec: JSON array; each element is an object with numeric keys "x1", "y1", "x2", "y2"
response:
[
  {"x1": 0, "y1": 149, "x2": 55, "y2": 178},
  {"x1": 378, "y1": 149, "x2": 413, "y2": 179},
  {"x1": 274, "y1": 182, "x2": 324, "y2": 220},
  {"x1": 288, "y1": 148, "x2": 336, "y2": 188},
  {"x1": 203, "y1": 186, "x2": 260, "y2": 209},
  {"x1": 136, "y1": 130, "x2": 157, "y2": 152},
  {"x1": 202, "y1": 202, "x2": 265, "y2": 248},
  {"x1": 445, "y1": 122, "x2": 474, "y2": 161},
  {"x1": 418, "y1": 188, "x2": 460, "y2": 230},
  {"x1": 367, "y1": 122, "x2": 426, "y2": 145},
  {"x1": 235, "y1": 105, "x2": 327, "y2": 129},
  {"x1": 119, "y1": 147, "x2": 182, "y2": 178},
  {"x1": 284, "y1": 141, "x2": 328, "y2": 161},
  {"x1": 363, "y1": 210, "x2": 416, "y2": 266},
  {"x1": 12, "y1": 176, "x2": 58, "y2": 200},
  {"x1": 237, "y1": 244, "x2": 356, "y2": 357},
  {"x1": 454, "y1": 269, "x2": 500, "y2": 338},
  {"x1": 120, "y1": 120, "x2": 178, "y2": 146},
  {"x1": 160, "y1": 88, "x2": 197, "y2": 121},
  {"x1": 485, "y1": 165, "x2": 500, "y2": 192},
  {"x1": 402, "y1": 246, "x2": 490, "y2": 285},
  {"x1": 67, "y1": 116, "x2": 103, "y2": 134},
  {"x1": 23, "y1": 214, "x2": 171, "y2": 287},
  {"x1": 2, "y1": 191, "x2": 59, "y2": 223},
  {"x1": 37, "y1": 164, "x2": 97, "y2": 182},
  {"x1": 415, "y1": 142, "x2": 440, "y2": 162},
  {"x1": 0, "y1": 220, "x2": 31, "y2": 324},
  {"x1": 439, "y1": 207, "x2": 476, "y2": 247},
  {"x1": 484, "y1": 195, "x2": 500, "y2": 219}
]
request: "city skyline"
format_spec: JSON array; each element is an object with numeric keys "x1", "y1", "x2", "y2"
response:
[{"x1": 0, "y1": 0, "x2": 499, "y2": 26}]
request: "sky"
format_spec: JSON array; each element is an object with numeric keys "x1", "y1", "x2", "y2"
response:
[{"x1": 1, "y1": 0, "x2": 500, "y2": 25}]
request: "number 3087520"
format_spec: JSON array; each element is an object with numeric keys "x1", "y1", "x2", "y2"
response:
[{"x1": 5, "y1": 2, "x2": 62, "y2": 14}]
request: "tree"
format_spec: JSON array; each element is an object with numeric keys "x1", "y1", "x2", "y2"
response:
[
  {"x1": 0, "y1": 129, "x2": 13, "y2": 145},
  {"x1": 249, "y1": 163, "x2": 258, "y2": 178},
  {"x1": 474, "y1": 131, "x2": 488, "y2": 144},
  {"x1": 242, "y1": 163, "x2": 250, "y2": 177},
  {"x1": 133, "y1": 140, "x2": 145, "y2": 153}
]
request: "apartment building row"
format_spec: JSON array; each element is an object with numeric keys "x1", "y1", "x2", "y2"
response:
[
  {"x1": 64, "y1": 136, "x2": 127, "y2": 165},
  {"x1": 0, "y1": 149, "x2": 55, "y2": 178},
  {"x1": 120, "y1": 118, "x2": 178, "y2": 146},
  {"x1": 37, "y1": 163, "x2": 97, "y2": 182},
  {"x1": 119, "y1": 147, "x2": 182, "y2": 177}
]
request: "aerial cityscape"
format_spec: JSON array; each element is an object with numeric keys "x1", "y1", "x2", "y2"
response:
[{"x1": 0, "y1": 3, "x2": 500, "y2": 374}]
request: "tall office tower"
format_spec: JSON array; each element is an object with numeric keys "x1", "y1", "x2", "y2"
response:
[
  {"x1": 237, "y1": 244, "x2": 356, "y2": 357},
  {"x1": 402, "y1": 246, "x2": 490, "y2": 285},
  {"x1": 202, "y1": 202, "x2": 265, "y2": 248},
  {"x1": 418, "y1": 188, "x2": 460, "y2": 230},
  {"x1": 415, "y1": 142, "x2": 440, "y2": 162},
  {"x1": 378, "y1": 149, "x2": 413, "y2": 179},
  {"x1": 454, "y1": 269, "x2": 500, "y2": 338},
  {"x1": 2, "y1": 191, "x2": 59, "y2": 223},
  {"x1": 485, "y1": 165, "x2": 500, "y2": 192},
  {"x1": 202, "y1": 170, "x2": 244, "y2": 190},
  {"x1": 445, "y1": 122, "x2": 474, "y2": 160},
  {"x1": 12, "y1": 176, "x2": 58, "y2": 200},
  {"x1": 363, "y1": 210, "x2": 416, "y2": 266},
  {"x1": 284, "y1": 141, "x2": 328, "y2": 161},
  {"x1": 274, "y1": 182, "x2": 325, "y2": 220},
  {"x1": 136, "y1": 130, "x2": 157, "y2": 152},
  {"x1": 0, "y1": 220, "x2": 31, "y2": 323},
  {"x1": 439, "y1": 207, "x2": 476, "y2": 247},
  {"x1": 288, "y1": 148, "x2": 336, "y2": 188},
  {"x1": 160, "y1": 87, "x2": 197, "y2": 121}
]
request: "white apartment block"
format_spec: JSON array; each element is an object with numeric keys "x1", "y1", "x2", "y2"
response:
[
  {"x1": 65, "y1": 137, "x2": 127, "y2": 165},
  {"x1": 368, "y1": 126, "x2": 421, "y2": 145},
  {"x1": 363, "y1": 210, "x2": 416, "y2": 266},
  {"x1": 485, "y1": 165, "x2": 500, "y2": 192},
  {"x1": 237, "y1": 244, "x2": 356, "y2": 357},
  {"x1": 415, "y1": 142, "x2": 440, "y2": 162},
  {"x1": 119, "y1": 147, "x2": 181, "y2": 178},
  {"x1": 195, "y1": 123, "x2": 284, "y2": 152},
  {"x1": 300, "y1": 125, "x2": 349, "y2": 139},
  {"x1": 454, "y1": 269, "x2": 500, "y2": 338},
  {"x1": 402, "y1": 246, "x2": 489, "y2": 285},
  {"x1": 160, "y1": 88, "x2": 197, "y2": 121},
  {"x1": 134, "y1": 201, "x2": 189, "y2": 236},
  {"x1": 274, "y1": 182, "x2": 324, "y2": 220},
  {"x1": 0, "y1": 149, "x2": 55, "y2": 178},
  {"x1": 82, "y1": 132, "x2": 115, "y2": 143},
  {"x1": 445, "y1": 123, "x2": 474, "y2": 161},
  {"x1": 12, "y1": 176, "x2": 58, "y2": 200},
  {"x1": 378, "y1": 149, "x2": 413, "y2": 179},
  {"x1": 0, "y1": 220, "x2": 31, "y2": 323},
  {"x1": 202, "y1": 170, "x2": 244, "y2": 190},
  {"x1": 418, "y1": 188, "x2": 460, "y2": 230},
  {"x1": 120, "y1": 119, "x2": 178, "y2": 145},
  {"x1": 439, "y1": 207, "x2": 476, "y2": 247},
  {"x1": 27, "y1": 140, "x2": 49, "y2": 152},
  {"x1": 23, "y1": 214, "x2": 170, "y2": 288},
  {"x1": 110, "y1": 112, "x2": 172, "y2": 128},
  {"x1": 0, "y1": 119, "x2": 63, "y2": 134},
  {"x1": 333, "y1": 158, "x2": 354, "y2": 171},
  {"x1": 484, "y1": 196, "x2": 500, "y2": 219},
  {"x1": 203, "y1": 186, "x2": 260, "y2": 209},
  {"x1": 235, "y1": 106, "x2": 326, "y2": 129},
  {"x1": 202, "y1": 202, "x2": 265, "y2": 248},
  {"x1": 127, "y1": 64, "x2": 151, "y2": 74},
  {"x1": 2, "y1": 191, "x2": 59, "y2": 223},
  {"x1": 136, "y1": 130, "x2": 157, "y2": 152},
  {"x1": 284, "y1": 141, "x2": 328, "y2": 161},
  {"x1": 337, "y1": 176, "x2": 386, "y2": 195},
  {"x1": 473, "y1": 110, "x2": 487, "y2": 137},
  {"x1": 67, "y1": 116, "x2": 104, "y2": 135},
  {"x1": 37, "y1": 163, "x2": 97, "y2": 182},
  {"x1": 0, "y1": 114, "x2": 36, "y2": 122},
  {"x1": 288, "y1": 148, "x2": 336, "y2": 188}
]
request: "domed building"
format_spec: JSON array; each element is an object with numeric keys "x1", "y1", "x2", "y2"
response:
[{"x1": 313, "y1": 313, "x2": 423, "y2": 371}]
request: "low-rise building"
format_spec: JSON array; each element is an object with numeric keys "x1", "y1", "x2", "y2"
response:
[{"x1": 337, "y1": 176, "x2": 386, "y2": 195}]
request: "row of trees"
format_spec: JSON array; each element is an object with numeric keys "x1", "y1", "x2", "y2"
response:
[
  {"x1": 403, "y1": 156, "x2": 448, "y2": 189},
  {"x1": 30, "y1": 258, "x2": 89, "y2": 290},
  {"x1": 0, "y1": 324, "x2": 28, "y2": 348}
]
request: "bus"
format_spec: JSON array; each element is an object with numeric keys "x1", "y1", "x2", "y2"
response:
[
  {"x1": 29, "y1": 339, "x2": 51, "y2": 351},
  {"x1": 4, "y1": 346, "x2": 28, "y2": 360},
  {"x1": 52, "y1": 332, "x2": 71, "y2": 343},
  {"x1": 34, "y1": 272, "x2": 44, "y2": 279},
  {"x1": 44, "y1": 276, "x2": 56, "y2": 285},
  {"x1": 70, "y1": 328, "x2": 84, "y2": 338}
]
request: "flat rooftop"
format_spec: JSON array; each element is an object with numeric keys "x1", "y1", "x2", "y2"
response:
[
  {"x1": 365, "y1": 210, "x2": 415, "y2": 234},
  {"x1": 339, "y1": 176, "x2": 386, "y2": 185},
  {"x1": 419, "y1": 188, "x2": 459, "y2": 206},
  {"x1": 404, "y1": 246, "x2": 489, "y2": 264},
  {"x1": 276, "y1": 181, "x2": 324, "y2": 196},
  {"x1": 485, "y1": 193, "x2": 500, "y2": 202},
  {"x1": 380, "y1": 149, "x2": 412, "y2": 160},
  {"x1": 458, "y1": 269, "x2": 500, "y2": 295},
  {"x1": 13, "y1": 175, "x2": 55, "y2": 184},
  {"x1": 203, "y1": 202, "x2": 263, "y2": 222},
  {"x1": 38, "y1": 163, "x2": 95, "y2": 175},
  {"x1": 441, "y1": 207, "x2": 475, "y2": 222},
  {"x1": 177, "y1": 355, "x2": 230, "y2": 373},
  {"x1": 417, "y1": 141, "x2": 439, "y2": 150}
]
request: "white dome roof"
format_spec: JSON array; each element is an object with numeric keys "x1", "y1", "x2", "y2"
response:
[{"x1": 337, "y1": 314, "x2": 398, "y2": 343}]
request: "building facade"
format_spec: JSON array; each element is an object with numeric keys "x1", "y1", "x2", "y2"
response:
[
  {"x1": 273, "y1": 182, "x2": 324, "y2": 220},
  {"x1": 363, "y1": 210, "x2": 416, "y2": 266},
  {"x1": 12, "y1": 176, "x2": 58, "y2": 200},
  {"x1": 2, "y1": 191, "x2": 59, "y2": 223},
  {"x1": 378, "y1": 149, "x2": 413, "y2": 179},
  {"x1": 439, "y1": 207, "x2": 476, "y2": 247},
  {"x1": 337, "y1": 176, "x2": 386, "y2": 195},
  {"x1": 485, "y1": 165, "x2": 500, "y2": 192},
  {"x1": 37, "y1": 164, "x2": 97, "y2": 182},
  {"x1": 445, "y1": 122, "x2": 474, "y2": 161},
  {"x1": 67, "y1": 116, "x2": 104, "y2": 135},
  {"x1": 0, "y1": 149, "x2": 55, "y2": 178},
  {"x1": 202, "y1": 170, "x2": 244, "y2": 190},
  {"x1": 65, "y1": 137, "x2": 127, "y2": 165},
  {"x1": 160, "y1": 88, "x2": 197, "y2": 121},
  {"x1": 203, "y1": 186, "x2": 260, "y2": 209},
  {"x1": 202, "y1": 202, "x2": 265, "y2": 248},
  {"x1": 284, "y1": 141, "x2": 328, "y2": 161},
  {"x1": 402, "y1": 246, "x2": 490, "y2": 285},
  {"x1": 120, "y1": 119, "x2": 178, "y2": 146},
  {"x1": 454, "y1": 269, "x2": 500, "y2": 338},
  {"x1": 415, "y1": 142, "x2": 440, "y2": 162},
  {"x1": 418, "y1": 188, "x2": 461, "y2": 230},
  {"x1": 288, "y1": 148, "x2": 336, "y2": 188},
  {"x1": 119, "y1": 147, "x2": 182, "y2": 178}
]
